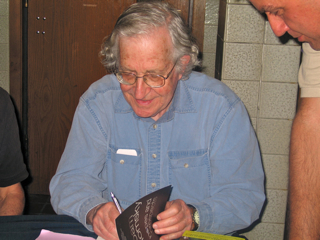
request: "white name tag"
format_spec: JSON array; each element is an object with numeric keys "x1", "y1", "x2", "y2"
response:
[{"x1": 116, "y1": 149, "x2": 137, "y2": 156}]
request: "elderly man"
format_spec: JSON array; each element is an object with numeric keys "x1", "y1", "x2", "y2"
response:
[
  {"x1": 50, "y1": 2, "x2": 265, "y2": 240},
  {"x1": 249, "y1": 0, "x2": 320, "y2": 239},
  {"x1": 0, "y1": 87, "x2": 29, "y2": 216}
]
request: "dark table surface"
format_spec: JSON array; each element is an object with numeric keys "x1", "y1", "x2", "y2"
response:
[{"x1": 0, "y1": 215, "x2": 97, "y2": 240}]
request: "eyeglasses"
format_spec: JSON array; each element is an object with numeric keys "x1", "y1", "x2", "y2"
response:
[{"x1": 115, "y1": 61, "x2": 177, "y2": 88}]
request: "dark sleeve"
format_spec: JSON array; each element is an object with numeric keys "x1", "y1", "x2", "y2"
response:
[{"x1": 0, "y1": 88, "x2": 29, "y2": 187}]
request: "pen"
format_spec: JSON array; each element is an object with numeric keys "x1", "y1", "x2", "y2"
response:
[{"x1": 111, "y1": 192, "x2": 122, "y2": 214}]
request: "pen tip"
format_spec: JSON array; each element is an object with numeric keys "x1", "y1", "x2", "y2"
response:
[{"x1": 110, "y1": 192, "x2": 114, "y2": 197}]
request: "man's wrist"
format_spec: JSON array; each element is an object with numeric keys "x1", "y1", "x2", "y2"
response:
[
  {"x1": 187, "y1": 204, "x2": 199, "y2": 231},
  {"x1": 86, "y1": 203, "x2": 105, "y2": 225}
]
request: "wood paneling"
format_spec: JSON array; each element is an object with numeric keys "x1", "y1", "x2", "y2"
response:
[
  {"x1": 27, "y1": 0, "x2": 135, "y2": 194},
  {"x1": 165, "y1": 0, "x2": 190, "y2": 26},
  {"x1": 9, "y1": 0, "x2": 23, "y2": 117}
]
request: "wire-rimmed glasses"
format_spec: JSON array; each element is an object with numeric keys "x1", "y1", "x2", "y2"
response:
[{"x1": 115, "y1": 61, "x2": 177, "y2": 88}]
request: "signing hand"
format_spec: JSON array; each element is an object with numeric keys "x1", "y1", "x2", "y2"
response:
[
  {"x1": 86, "y1": 202, "x2": 121, "y2": 240},
  {"x1": 152, "y1": 199, "x2": 193, "y2": 240}
]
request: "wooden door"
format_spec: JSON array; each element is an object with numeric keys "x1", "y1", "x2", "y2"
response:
[{"x1": 27, "y1": 0, "x2": 135, "y2": 194}]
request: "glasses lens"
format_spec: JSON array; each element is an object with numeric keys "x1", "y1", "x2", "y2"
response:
[
  {"x1": 117, "y1": 72, "x2": 136, "y2": 85},
  {"x1": 144, "y1": 74, "x2": 165, "y2": 87}
]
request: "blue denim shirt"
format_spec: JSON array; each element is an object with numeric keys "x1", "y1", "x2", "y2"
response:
[{"x1": 50, "y1": 72, "x2": 265, "y2": 235}]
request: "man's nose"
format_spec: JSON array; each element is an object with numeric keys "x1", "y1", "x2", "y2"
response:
[
  {"x1": 266, "y1": 13, "x2": 289, "y2": 37},
  {"x1": 134, "y1": 77, "x2": 150, "y2": 99}
]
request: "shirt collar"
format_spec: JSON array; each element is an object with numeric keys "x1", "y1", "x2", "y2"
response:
[{"x1": 114, "y1": 80, "x2": 197, "y2": 122}]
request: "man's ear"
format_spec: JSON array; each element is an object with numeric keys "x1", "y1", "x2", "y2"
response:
[
  {"x1": 180, "y1": 55, "x2": 191, "y2": 69},
  {"x1": 178, "y1": 55, "x2": 191, "y2": 79}
]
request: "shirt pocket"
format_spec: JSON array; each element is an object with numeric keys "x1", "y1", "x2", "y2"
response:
[
  {"x1": 168, "y1": 149, "x2": 210, "y2": 201},
  {"x1": 108, "y1": 146, "x2": 142, "y2": 206}
]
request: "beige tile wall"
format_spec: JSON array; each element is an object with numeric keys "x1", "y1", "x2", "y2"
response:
[
  {"x1": 0, "y1": 0, "x2": 9, "y2": 92},
  {"x1": 210, "y1": 0, "x2": 301, "y2": 239}
]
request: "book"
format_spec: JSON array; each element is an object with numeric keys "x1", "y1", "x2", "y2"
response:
[{"x1": 115, "y1": 185, "x2": 173, "y2": 240}]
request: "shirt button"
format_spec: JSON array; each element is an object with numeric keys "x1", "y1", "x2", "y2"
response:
[
  {"x1": 184, "y1": 163, "x2": 189, "y2": 168},
  {"x1": 153, "y1": 124, "x2": 157, "y2": 129},
  {"x1": 151, "y1": 183, "x2": 156, "y2": 188},
  {"x1": 152, "y1": 154, "x2": 157, "y2": 159},
  {"x1": 120, "y1": 160, "x2": 125, "y2": 164}
]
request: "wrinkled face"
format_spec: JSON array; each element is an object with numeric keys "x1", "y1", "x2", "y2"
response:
[
  {"x1": 250, "y1": 0, "x2": 320, "y2": 50},
  {"x1": 118, "y1": 27, "x2": 183, "y2": 121}
]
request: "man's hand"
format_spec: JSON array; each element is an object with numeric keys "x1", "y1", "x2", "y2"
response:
[
  {"x1": 86, "y1": 202, "x2": 121, "y2": 240},
  {"x1": 152, "y1": 199, "x2": 193, "y2": 240}
]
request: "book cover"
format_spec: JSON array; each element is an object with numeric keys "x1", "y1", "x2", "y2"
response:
[{"x1": 115, "y1": 185, "x2": 173, "y2": 240}]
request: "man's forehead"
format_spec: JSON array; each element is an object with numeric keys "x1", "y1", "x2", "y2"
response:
[{"x1": 250, "y1": 0, "x2": 285, "y2": 12}]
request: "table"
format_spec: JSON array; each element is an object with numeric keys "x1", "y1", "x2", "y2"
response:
[{"x1": 0, "y1": 215, "x2": 97, "y2": 240}]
